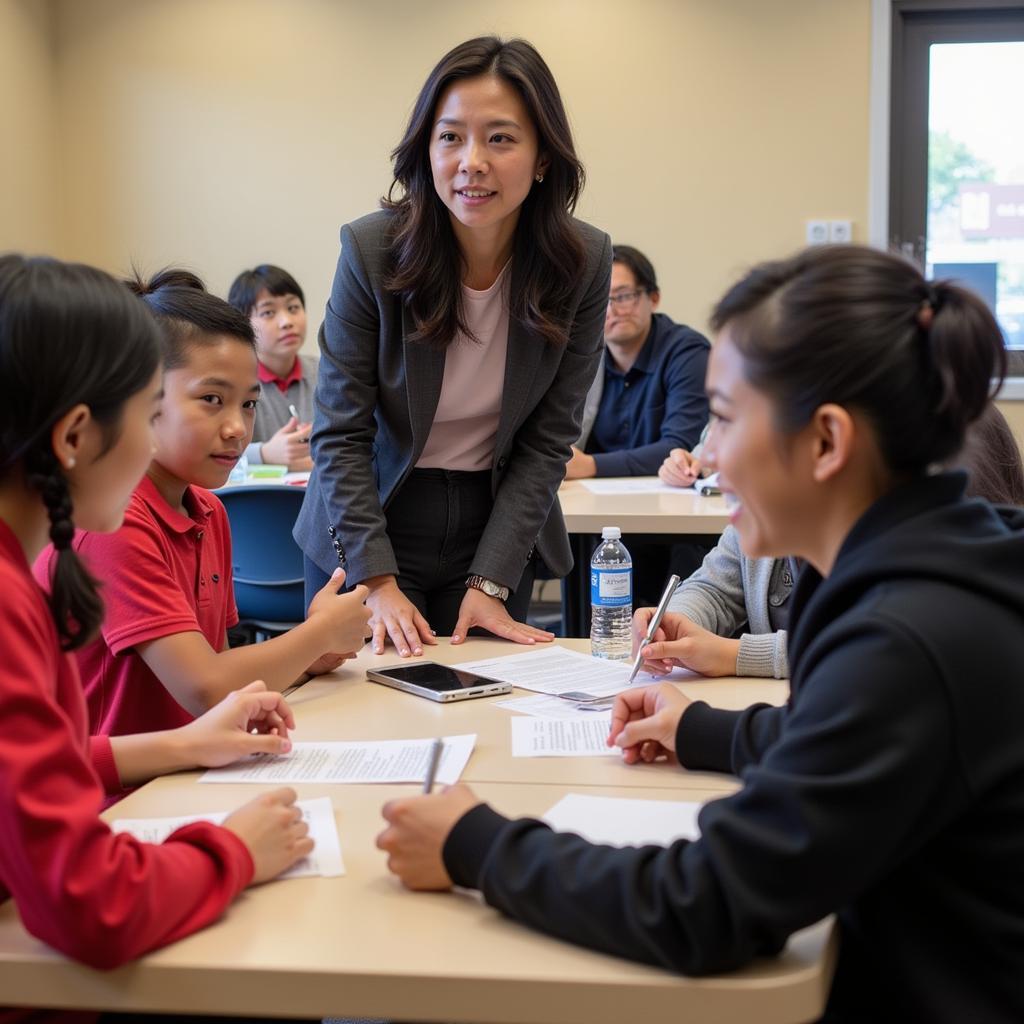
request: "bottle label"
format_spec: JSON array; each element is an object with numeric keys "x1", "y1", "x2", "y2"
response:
[{"x1": 590, "y1": 567, "x2": 632, "y2": 607}]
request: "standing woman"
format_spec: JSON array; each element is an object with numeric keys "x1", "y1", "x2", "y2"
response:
[{"x1": 295, "y1": 36, "x2": 611, "y2": 655}]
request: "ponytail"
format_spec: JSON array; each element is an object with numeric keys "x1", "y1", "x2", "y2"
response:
[
  {"x1": 711, "y1": 245, "x2": 1007, "y2": 474},
  {"x1": 921, "y1": 280, "x2": 1007, "y2": 431}
]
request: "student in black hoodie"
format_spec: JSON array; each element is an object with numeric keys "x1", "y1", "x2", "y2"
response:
[{"x1": 376, "y1": 244, "x2": 1024, "y2": 1022}]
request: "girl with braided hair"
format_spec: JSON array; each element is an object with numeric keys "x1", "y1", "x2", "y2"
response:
[{"x1": 0, "y1": 254, "x2": 320, "y2": 1009}]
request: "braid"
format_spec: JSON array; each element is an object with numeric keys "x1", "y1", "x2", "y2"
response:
[{"x1": 25, "y1": 448, "x2": 103, "y2": 650}]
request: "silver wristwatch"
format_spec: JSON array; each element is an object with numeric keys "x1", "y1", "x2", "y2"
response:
[{"x1": 465, "y1": 575, "x2": 510, "y2": 602}]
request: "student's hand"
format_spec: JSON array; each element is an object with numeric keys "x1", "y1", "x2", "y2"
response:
[
  {"x1": 564, "y1": 445, "x2": 597, "y2": 480},
  {"x1": 608, "y1": 683, "x2": 691, "y2": 765},
  {"x1": 362, "y1": 575, "x2": 438, "y2": 657},
  {"x1": 658, "y1": 448, "x2": 702, "y2": 488},
  {"x1": 633, "y1": 608, "x2": 740, "y2": 678},
  {"x1": 222, "y1": 788, "x2": 313, "y2": 884},
  {"x1": 304, "y1": 651, "x2": 356, "y2": 677},
  {"x1": 307, "y1": 569, "x2": 373, "y2": 654},
  {"x1": 175, "y1": 680, "x2": 294, "y2": 767},
  {"x1": 451, "y1": 588, "x2": 554, "y2": 646},
  {"x1": 376, "y1": 784, "x2": 483, "y2": 890},
  {"x1": 260, "y1": 416, "x2": 314, "y2": 471}
]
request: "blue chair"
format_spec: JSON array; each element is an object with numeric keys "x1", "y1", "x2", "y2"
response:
[{"x1": 215, "y1": 483, "x2": 306, "y2": 640}]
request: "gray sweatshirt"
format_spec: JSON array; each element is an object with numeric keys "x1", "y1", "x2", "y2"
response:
[
  {"x1": 245, "y1": 354, "x2": 319, "y2": 465},
  {"x1": 667, "y1": 524, "x2": 797, "y2": 678}
]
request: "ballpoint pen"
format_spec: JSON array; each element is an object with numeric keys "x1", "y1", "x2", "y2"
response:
[
  {"x1": 627, "y1": 574, "x2": 681, "y2": 683},
  {"x1": 422, "y1": 737, "x2": 444, "y2": 794},
  {"x1": 288, "y1": 403, "x2": 300, "y2": 421}
]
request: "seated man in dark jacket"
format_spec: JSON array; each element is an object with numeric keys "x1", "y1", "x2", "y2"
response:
[
  {"x1": 566, "y1": 245, "x2": 710, "y2": 479},
  {"x1": 567, "y1": 245, "x2": 713, "y2": 604}
]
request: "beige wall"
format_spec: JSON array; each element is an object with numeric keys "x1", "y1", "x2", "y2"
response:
[
  {"x1": 23, "y1": 0, "x2": 871, "y2": 338},
  {"x1": 0, "y1": 0, "x2": 58, "y2": 254}
]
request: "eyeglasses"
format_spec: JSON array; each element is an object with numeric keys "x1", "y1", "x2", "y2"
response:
[{"x1": 607, "y1": 288, "x2": 646, "y2": 310}]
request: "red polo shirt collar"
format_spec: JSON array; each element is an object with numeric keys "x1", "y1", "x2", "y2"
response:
[
  {"x1": 136, "y1": 474, "x2": 214, "y2": 534},
  {"x1": 258, "y1": 357, "x2": 303, "y2": 394}
]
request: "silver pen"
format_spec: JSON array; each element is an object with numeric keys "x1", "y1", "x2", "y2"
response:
[
  {"x1": 422, "y1": 738, "x2": 444, "y2": 794},
  {"x1": 288, "y1": 403, "x2": 300, "y2": 421},
  {"x1": 627, "y1": 574, "x2": 681, "y2": 683}
]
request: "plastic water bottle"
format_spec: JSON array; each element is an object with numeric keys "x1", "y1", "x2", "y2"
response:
[{"x1": 590, "y1": 526, "x2": 632, "y2": 661}]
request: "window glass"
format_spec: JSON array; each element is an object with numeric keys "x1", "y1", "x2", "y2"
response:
[{"x1": 927, "y1": 42, "x2": 1024, "y2": 350}]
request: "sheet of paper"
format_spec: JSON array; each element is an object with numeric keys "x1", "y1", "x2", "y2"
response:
[
  {"x1": 542, "y1": 793, "x2": 702, "y2": 847},
  {"x1": 577, "y1": 478, "x2": 682, "y2": 495},
  {"x1": 198, "y1": 734, "x2": 476, "y2": 786},
  {"x1": 510, "y1": 714, "x2": 618, "y2": 757},
  {"x1": 457, "y1": 647, "x2": 635, "y2": 700},
  {"x1": 111, "y1": 796, "x2": 344, "y2": 878},
  {"x1": 495, "y1": 693, "x2": 614, "y2": 719}
]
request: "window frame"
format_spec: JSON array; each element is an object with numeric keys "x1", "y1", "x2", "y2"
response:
[{"x1": 888, "y1": 0, "x2": 1024, "y2": 375}]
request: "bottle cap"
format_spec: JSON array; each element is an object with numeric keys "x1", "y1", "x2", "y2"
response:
[{"x1": 601, "y1": 526, "x2": 621, "y2": 540}]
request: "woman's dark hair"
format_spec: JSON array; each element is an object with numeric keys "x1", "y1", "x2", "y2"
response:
[
  {"x1": 710, "y1": 244, "x2": 1007, "y2": 474},
  {"x1": 612, "y1": 245, "x2": 659, "y2": 295},
  {"x1": 0, "y1": 254, "x2": 162, "y2": 650},
  {"x1": 954, "y1": 402, "x2": 1024, "y2": 505},
  {"x1": 126, "y1": 267, "x2": 255, "y2": 369},
  {"x1": 227, "y1": 264, "x2": 305, "y2": 316},
  {"x1": 383, "y1": 35, "x2": 586, "y2": 348}
]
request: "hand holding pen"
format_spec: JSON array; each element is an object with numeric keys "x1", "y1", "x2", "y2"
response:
[{"x1": 627, "y1": 575, "x2": 681, "y2": 683}]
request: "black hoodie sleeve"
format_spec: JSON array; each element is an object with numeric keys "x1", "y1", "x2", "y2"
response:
[
  {"x1": 443, "y1": 615, "x2": 960, "y2": 975},
  {"x1": 675, "y1": 700, "x2": 784, "y2": 774}
]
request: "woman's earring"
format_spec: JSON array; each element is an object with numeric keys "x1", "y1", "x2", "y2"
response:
[
  {"x1": 535, "y1": 173, "x2": 544, "y2": 183},
  {"x1": 66, "y1": 457, "x2": 76, "y2": 469}
]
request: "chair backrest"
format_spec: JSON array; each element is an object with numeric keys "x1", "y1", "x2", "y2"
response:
[{"x1": 215, "y1": 484, "x2": 306, "y2": 624}]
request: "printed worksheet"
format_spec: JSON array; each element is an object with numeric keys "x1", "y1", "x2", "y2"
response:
[
  {"x1": 111, "y1": 796, "x2": 344, "y2": 878},
  {"x1": 542, "y1": 793, "x2": 702, "y2": 847},
  {"x1": 197, "y1": 734, "x2": 476, "y2": 786},
  {"x1": 457, "y1": 647, "x2": 638, "y2": 700},
  {"x1": 509, "y1": 715, "x2": 618, "y2": 757}
]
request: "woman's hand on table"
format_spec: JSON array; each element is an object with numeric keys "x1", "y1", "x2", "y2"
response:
[
  {"x1": 176, "y1": 680, "x2": 294, "y2": 768},
  {"x1": 607, "y1": 683, "x2": 690, "y2": 765},
  {"x1": 451, "y1": 587, "x2": 554, "y2": 646},
  {"x1": 223, "y1": 787, "x2": 313, "y2": 884},
  {"x1": 658, "y1": 447, "x2": 702, "y2": 488},
  {"x1": 632, "y1": 608, "x2": 740, "y2": 678},
  {"x1": 377, "y1": 784, "x2": 483, "y2": 890},
  {"x1": 363, "y1": 575, "x2": 438, "y2": 657}
]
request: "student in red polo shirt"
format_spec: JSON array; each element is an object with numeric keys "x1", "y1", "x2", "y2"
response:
[
  {"x1": 37, "y1": 269, "x2": 371, "y2": 738},
  {"x1": 228, "y1": 264, "x2": 316, "y2": 472},
  {"x1": 0, "y1": 254, "x2": 317, "y2": 1009}
]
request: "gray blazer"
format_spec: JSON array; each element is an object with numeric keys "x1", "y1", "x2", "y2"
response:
[{"x1": 294, "y1": 210, "x2": 612, "y2": 589}]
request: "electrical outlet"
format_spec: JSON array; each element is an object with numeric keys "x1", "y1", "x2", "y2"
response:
[
  {"x1": 806, "y1": 220, "x2": 829, "y2": 246},
  {"x1": 828, "y1": 220, "x2": 853, "y2": 243}
]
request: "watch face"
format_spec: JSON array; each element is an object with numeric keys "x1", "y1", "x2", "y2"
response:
[{"x1": 481, "y1": 580, "x2": 501, "y2": 597}]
